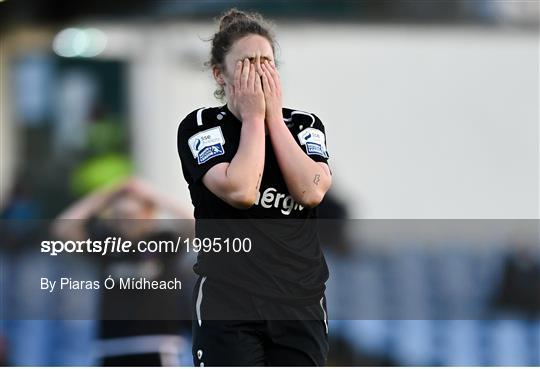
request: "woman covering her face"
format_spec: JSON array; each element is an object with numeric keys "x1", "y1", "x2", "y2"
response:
[{"x1": 177, "y1": 8, "x2": 332, "y2": 366}]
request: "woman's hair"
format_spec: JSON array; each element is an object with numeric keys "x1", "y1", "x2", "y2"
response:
[{"x1": 207, "y1": 8, "x2": 277, "y2": 101}]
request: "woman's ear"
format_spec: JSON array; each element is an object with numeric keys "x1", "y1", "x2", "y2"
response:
[{"x1": 213, "y1": 66, "x2": 225, "y2": 86}]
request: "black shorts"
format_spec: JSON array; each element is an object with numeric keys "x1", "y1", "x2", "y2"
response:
[{"x1": 191, "y1": 276, "x2": 329, "y2": 366}]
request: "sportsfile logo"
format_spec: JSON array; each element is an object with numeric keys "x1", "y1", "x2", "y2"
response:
[{"x1": 254, "y1": 187, "x2": 304, "y2": 215}]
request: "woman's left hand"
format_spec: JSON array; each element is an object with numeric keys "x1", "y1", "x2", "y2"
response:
[{"x1": 260, "y1": 59, "x2": 283, "y2": 121}]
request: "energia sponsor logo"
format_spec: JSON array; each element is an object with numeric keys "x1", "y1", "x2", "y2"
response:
[{"x1": 254, "y1": 187, "x2": 304, "y2": 215}]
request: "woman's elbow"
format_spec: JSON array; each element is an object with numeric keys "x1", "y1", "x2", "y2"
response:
[
  {"x1": 227, "y1": 189, "x2": 258, "y2": 209},
  {"x1": 297, "y1": 178, "x2": 331, "y2": 208},
  {"x1": 298, "y1": 189, "x2": 326, "y2": 208}
]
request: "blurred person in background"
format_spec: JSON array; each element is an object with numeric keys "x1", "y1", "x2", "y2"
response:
[
  {"x1": 177, "y1": 8, "x2": 332, "y2": 366},
  {"x1": 317, "y1": 191, "x2": 350, "y2": 255},
  {"x1": 53, "y1": 177, "x2": 192, "y2": 366},
  {"x1": 492, "y1": 240, "x2": 540, "y2": 319}
]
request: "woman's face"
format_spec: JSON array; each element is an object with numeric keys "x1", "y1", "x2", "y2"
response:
[{"x1": 214, "y1": 34, "x2": 274, "y2": 94}]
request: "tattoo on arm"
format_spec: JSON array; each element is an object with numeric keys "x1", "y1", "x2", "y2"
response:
[{"x1": 313, "y1": 174, "x2": 321, "y2": 186}]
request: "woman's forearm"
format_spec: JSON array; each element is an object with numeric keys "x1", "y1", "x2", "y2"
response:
[
  {"x1": 227, "y1": 118, "x2": 266, "y2": 198},
  {"x1": 267, "y1": 117, "x2": 331, "y2": 207}
]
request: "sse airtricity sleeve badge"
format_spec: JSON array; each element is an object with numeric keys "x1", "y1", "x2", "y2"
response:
[
  {"x1": 188, "y1": 126, "x2": 226, "y2": 164},
  {"x1": 297, "y1": 128, "x2": 328, "y2": 158}
]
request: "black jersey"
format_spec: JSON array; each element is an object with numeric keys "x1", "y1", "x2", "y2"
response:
[{"x1": 177, "y1": 104, "x2": 330, "y2": 303}]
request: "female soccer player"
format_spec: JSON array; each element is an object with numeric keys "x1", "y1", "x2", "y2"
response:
[{"x1": 177, "y1": 8, "x2": 332, "y2": 366}]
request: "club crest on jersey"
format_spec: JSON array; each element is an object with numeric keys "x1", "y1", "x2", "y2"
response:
[
  {"x1": 188, "y1": 127, "x2": 225, "y2": 164},
  {"x1": 298, "y1": 128, "x2": 328, "y2": 158}
]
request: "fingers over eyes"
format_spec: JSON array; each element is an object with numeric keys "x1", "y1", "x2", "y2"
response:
[
  {"x1": 241, "y1": 58, "x2": 250, "y2": 89},
  {"x1": 255, "y1": 54, "x2": 263, "y2": 76},
  {"x1": 234, "y1": 60, "x2": 242, "y2": 91},
  {"x1": 254, "y1": 63, "x2": 262, "y2": 90},
  {"x1": 260, "y1": 64, "x2": 271, "y2": 93},
  {"x1": 266, "y1": 61, "x2": 279, "y2": 81},
  {"x1": 262, "y1": 62, "x2": 276, "y2": 92},
  {"x1": 248, "y1": 62, "x2": 257, "y2": 91}
]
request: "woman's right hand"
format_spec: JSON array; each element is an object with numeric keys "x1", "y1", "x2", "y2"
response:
[{"x1": 227, "y1": 58, "x2": 265, "y2": 123}]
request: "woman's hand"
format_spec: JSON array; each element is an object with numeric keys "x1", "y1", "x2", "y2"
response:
[
  {"x1": 227, "y1": 58, "x2": 265, "y2": 123},
  {"x1": 204, "y1": 57, "x2": 266, "y2": 209},
  {"x1": 260, "y1": 59, "x2": 283, "y2": 121}
]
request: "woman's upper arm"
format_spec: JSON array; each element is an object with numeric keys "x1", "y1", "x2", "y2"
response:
[{"x1": 201, "y1": 163, "x2": 230, "y2": 196}]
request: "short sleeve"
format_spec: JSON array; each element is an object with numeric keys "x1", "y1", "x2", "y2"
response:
[
  {"x1": 177, "y1": 110, "x2": 236, "y2": 185},
  {"x1": 296, "y1": 113, "x2": 330, "y2": 164}
]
